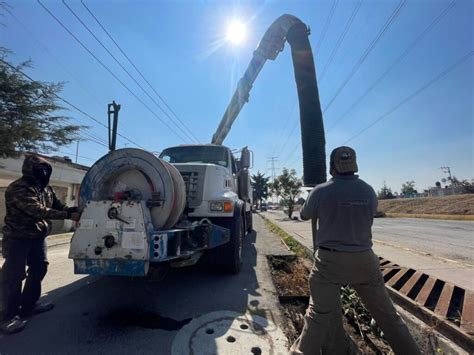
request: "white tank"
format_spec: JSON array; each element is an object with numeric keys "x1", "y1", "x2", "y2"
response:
[{"x1": 79, "y1": 148, "x2": 186, "y2": 230}]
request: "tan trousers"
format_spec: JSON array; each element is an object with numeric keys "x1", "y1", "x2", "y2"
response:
[{"x1": 290, "y1": 249, "x2": 420, "y2": 355}]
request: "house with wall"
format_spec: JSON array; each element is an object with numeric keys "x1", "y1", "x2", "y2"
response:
[{"x1": 0, "y1": 153, "x2": 88, "y2": 234}]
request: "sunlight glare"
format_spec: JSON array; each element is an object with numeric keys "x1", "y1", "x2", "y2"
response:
[{"x1": 226, "y1": 20, "x2": 246, "y2": 45}]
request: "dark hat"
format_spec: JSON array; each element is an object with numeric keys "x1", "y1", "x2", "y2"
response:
[{"x1": 330, "y1": 146, "x2": 358, "y2": 173}]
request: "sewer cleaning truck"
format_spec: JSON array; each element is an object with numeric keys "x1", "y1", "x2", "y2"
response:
[{"x1": 68, "y1": 14, "x2": 326, "y2": 277}]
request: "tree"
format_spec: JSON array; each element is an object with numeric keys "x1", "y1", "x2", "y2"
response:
[
  {"x1": 269, "y1": 168, "x2": 303, "y2": 219},
  {"x1": 459, "y1": 180, "x2": 474, "y2": 193},
  {"x1": 0, "y1": 48, "x2": 81, "y2": 157},
  {"x1": 377, "y1": 181, "x2": 394, "y2": 200},
  {"x1": 449, "y1": 176, "x2": 460, "y2": 187},
  {"x1": 401, "y1": 181, "x2": 417, "y2": 197},
  {"x1": 251, "y1": 171, "x2": 270, "y2": 208}
]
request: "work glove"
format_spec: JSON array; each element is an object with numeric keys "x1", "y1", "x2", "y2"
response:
[
  {"x1": 70, "y1": 212, "x2": 81, "y2": 222},
  {"x1": 66, "y1": 207, "x2": 80, "y2": 220}
]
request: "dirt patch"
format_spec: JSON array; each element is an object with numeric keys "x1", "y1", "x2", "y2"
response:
[
  {"x1": 268, "y1": 255, "x2": 311, "y2": 297},
  {"x1": 268, "y1": 255, "x2": 392, "y2": 354},
  {"x1": 378, "y1": 194, "x2": 474, "y2": 215}
]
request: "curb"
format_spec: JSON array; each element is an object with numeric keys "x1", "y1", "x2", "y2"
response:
[{"x1": 384, "y1": 213, "x2": 474, "y2": 221}]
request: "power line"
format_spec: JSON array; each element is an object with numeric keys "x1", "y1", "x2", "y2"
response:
[
  {"x1": 80, "y1": 131, "x2": 108, "y2": 148},
  {"x1": 80, "y1": 0, "x2": 200, "y2": 143},
  {"x1": 275, "y1": 120, "x2": 299, "y2": 158},
  {"x1": 270, "y1": 101, "x2": 298, "y2": 157},
  {"x1": 314, "y1": 0, "x2": 339, "y2": 55},
  {"x1": 281, "y1": 140, "x2": 300, "y2": 168},
  {"x1": 62, "y1": 0, "x2": 198, "y2": 144},
  {"x1": 2, "y1": 5, "x2": 107, "y2": 111},
  {"x1": 326, "y1": 0, "x2": 457, "y2": 133},
  {"x1": 1, "y1": 58, "x2": 146, "y2": 149},
  {"x1": 37, "y1": 0, "x2": 188, "y2": 142},
  {"x1": 318, "y1": 0, "x2": 363, "y2": 83},
  {"x1": 323, "y1": 0, "x2": 407, "y2": 114},
  {"x1": 288, "y1": 155, "x2": 302, "y2": 169},
  {"x1": 343, "y1": 51, "x2": 473, "y2": 144},
  {"x1": 4, "y1": 6, "x2": 123, "y2": 151},
  {"x1": 54, "y1": 149, "x2": 96, "y2": 162}
]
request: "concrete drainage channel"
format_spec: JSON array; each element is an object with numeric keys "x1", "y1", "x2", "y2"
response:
[
  {"x1": 171, "y1": 311, "x2": 288, "y2": 354},
  {"x1": 379, "y1": 256, "x2": 473, "y2": 352}
]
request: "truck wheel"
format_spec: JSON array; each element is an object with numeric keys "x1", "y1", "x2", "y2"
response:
[
  {"x1": 246, "y1": 211, "x2": 253, "y2": 233},
  {"x1": 212, "y1": 215, "x2": 243, "y2": 274}
]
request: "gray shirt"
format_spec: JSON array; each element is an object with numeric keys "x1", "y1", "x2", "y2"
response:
[{"x1": 300, "y1": 175, "x2": 378, "y2": 252}]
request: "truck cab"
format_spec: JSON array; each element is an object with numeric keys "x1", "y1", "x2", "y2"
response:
[
  {"x1": 160, "y1": 144, "x2": 253, "y2": 273},
  {"x1": 159, "y1": 144, "x2": 253, "y2": 230}
]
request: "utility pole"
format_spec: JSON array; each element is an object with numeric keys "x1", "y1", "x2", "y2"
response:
[
  {"x1": 108, "y1": 101, "x2": 121, "y2": 151},
  {"x1": 267, "y1": 156, "x2": 279, "y2": 205},
  {"x1": 440, "y1": 166, "x2": 453, "y2": 181},
  {"x1": 267, "y1": 157, "x2": 279, "y2": 182},
  {"x1": 75, "y1": 140, "x2": 80, "y2": 164}
]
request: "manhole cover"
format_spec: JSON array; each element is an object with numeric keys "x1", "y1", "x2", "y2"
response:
[{"x1": 171, "y1": 311, "x2": 287, "y2": 354}]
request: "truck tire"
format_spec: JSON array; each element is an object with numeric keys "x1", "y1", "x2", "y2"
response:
[
  {"x1": 246, "y1": 211, "x2": 253, "y2": 234},
  {"x1": 211, "y1": 215, "x2": 243, "y2": 274}
]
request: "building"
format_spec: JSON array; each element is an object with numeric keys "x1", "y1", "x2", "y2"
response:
[
  {"x1": 428, "y1": 186, "x2": 466, "y2": 197},
  {"x1": 0, "y1": 153, "x2": 88, "y2": 234}
]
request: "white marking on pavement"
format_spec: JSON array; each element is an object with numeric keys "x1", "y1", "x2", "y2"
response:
[{"x1": 373, "y1": 239, "x2": 474, "y2": 267}]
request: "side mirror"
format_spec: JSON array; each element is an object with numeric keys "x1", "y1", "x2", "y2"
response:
[{"x1": 241, "y1": 147, "x2": 251, "y2": 169}]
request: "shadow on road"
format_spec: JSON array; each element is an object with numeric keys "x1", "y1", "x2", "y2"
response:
[{"x1": 0, "y1": 229, "x2": 273, "y2": 354}]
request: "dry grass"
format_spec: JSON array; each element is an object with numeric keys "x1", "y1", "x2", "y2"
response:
[
  {"x1": 378, "y1": 194, "x2": 474, "y2": 216},
  {"x1": 268, "y1": 255, "x2": 311, "y2": 296}
]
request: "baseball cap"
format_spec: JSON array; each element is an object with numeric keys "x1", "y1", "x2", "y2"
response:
[{"x1": 330, "y1": 146, "x2": 358, "y2": 173}]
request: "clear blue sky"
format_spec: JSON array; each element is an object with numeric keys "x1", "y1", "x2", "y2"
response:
[{"x1": 2, "y1": 0, "x2": 473, "y2": 193}]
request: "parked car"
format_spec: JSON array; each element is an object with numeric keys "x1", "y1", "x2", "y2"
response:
[{"x1": 260, "y1": 202, "x2": 268, "y2": 211}]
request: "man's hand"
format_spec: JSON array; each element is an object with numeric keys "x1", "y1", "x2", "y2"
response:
[{"x1": 70, "y1": 212, "x2": 81, "y2": 221}]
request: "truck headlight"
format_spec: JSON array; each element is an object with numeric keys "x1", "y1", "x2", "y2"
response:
[{"x1": 209, "y1": 201, "x2": 233, "y2": 212}]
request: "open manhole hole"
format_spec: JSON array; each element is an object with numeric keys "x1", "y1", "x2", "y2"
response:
[{"x1": 171, "y1": 311, "x2": 287, "y2": 354}]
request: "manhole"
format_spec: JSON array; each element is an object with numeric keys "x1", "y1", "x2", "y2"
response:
[{"x1": 171, "y1": 311, "x2": 287, "y2": 354}]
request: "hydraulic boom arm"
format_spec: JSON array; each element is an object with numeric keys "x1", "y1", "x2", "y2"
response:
[{"x1": 211, "y1": 14, "x2": 326, "y2": 186}]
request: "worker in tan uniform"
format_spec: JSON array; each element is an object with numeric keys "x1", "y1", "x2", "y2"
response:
[{"x1": 291, "y1": 146, "x2": 419, "y2": 354}]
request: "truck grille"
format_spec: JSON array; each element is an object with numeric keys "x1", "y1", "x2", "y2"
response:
[
  {"x1": 181, "y1": 171, "x2": 199, "y2": 204},
  {"x1": 175, "y1": 165, "x2": 206, "y2": 208}
]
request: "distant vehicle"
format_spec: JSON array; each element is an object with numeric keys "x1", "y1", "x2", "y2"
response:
[{"x1": 260, "y1": 202, "x2": 268, "y2": 211}]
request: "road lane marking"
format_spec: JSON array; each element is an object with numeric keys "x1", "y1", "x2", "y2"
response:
[{"x1": 373, "y1": 239, "x2": 474, "y2": 268}]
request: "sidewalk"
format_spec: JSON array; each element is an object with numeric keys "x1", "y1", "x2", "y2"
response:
[{"x1": 262, "y1": 210, "x2": 474, "y2": 291}]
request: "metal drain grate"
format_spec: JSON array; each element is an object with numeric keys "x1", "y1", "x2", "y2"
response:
[{"x1": 379, "y1": 257, "x2": 473, "y2": 351}]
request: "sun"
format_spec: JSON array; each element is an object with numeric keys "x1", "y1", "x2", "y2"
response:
[{"x1": 226, "y1": 20, "x2": 246, "y2": 45}]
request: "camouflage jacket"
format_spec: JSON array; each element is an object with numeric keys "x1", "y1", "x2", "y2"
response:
[{"x1": 3, "y1": 155, "x2": 69, "y2": 240}]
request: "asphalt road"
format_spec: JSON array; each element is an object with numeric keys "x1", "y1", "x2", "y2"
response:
[
  {"x1": 372, "y1": 218, "x2": 474, "y2": 265},
  {"x1": 263, "y1": 210, "x2": 474, "y2": 290},
  {"x1": 0, "y1": 217, "x2": 291, "y2": 354}
]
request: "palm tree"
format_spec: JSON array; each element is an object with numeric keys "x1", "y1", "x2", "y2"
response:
[{"x1": 251, "y1": 171, "x2": 270, "y2": 209}]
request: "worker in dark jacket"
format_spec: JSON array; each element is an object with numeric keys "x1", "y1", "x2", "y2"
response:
[
  {"x1": 290, "y1": 146, "x2": 419, "y2": 354},
  {"x1": 0, "y1": 154, "x2": 80, "y2": 334}
]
